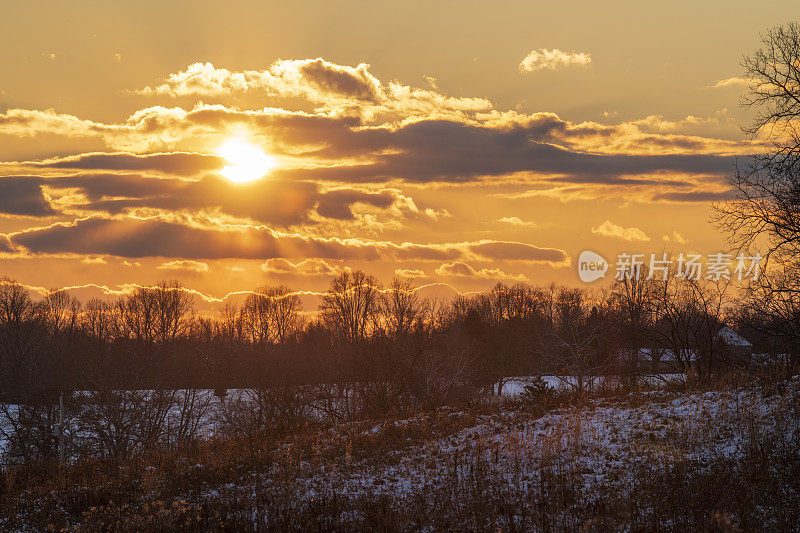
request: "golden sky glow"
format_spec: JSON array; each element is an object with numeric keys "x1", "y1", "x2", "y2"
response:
[{"x1": 0, "y1": 1, "x2": 794, "y2": 312}]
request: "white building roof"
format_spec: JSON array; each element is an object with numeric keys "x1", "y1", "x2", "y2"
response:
[{"x1": 718, "y1": 326, "x2": 752, "y2": 347}]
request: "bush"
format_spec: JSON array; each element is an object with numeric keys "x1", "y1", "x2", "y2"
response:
[{"x1": 519, "y1": 376, "x2": 555, "y2": 405}]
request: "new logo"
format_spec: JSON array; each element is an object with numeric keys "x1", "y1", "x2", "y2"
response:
[{"x1": 578, "y1": 250, "x2": 608, "y2": 282}]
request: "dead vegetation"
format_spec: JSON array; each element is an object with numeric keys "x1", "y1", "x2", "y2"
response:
[{"x1": 0, "y1": 372, "x2": 797, "y2": 531}]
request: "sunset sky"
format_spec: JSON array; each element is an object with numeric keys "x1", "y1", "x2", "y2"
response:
[{"x1": 0, "y1": 1, "x2": 793, "y2": 311}]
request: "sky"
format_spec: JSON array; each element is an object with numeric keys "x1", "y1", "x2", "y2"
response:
[{"x1": 0, "y1": 1, "x2": 793, "y2": 312}]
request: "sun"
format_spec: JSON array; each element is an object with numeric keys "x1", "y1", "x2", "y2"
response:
[{"x1": 216, "y1": 138, "x2": 277, "y2": 183}]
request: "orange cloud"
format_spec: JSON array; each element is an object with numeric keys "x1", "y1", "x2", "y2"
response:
[
  {"x1": 136, "y1": 59, "x2": 382, "y2": 102},
  {"x1": 519, "y1": 49, "x2": 592, "y2": 72},
  {"x1": 260, "y1": 258, "x2": 342, "y2": 276},
  {"x1": 394, "y1": 268, "x2": 428, "y2": 278},
  {"x1": 435, "y1": 261, "x2": 527, "y2": 282},
  {"x1": 157, "y1": 259, "x2": 210, "y2": 272},
  {"x1": 709, "y1": 77, "x2": 753, "y2": 89},
  {"x1": 496, "y1": 216, "x2": 535, "y2": 227},
  {"x1": 591, "y1": 220, "x2": 651, "y2": 242}
]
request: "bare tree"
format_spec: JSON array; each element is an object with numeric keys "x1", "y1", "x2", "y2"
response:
[
  {"x1": 538, "y1": 287, "x2": 602, "y2": 394},
  {"x1": 377, "y1": 278, "x2": 428, "y2": 339},
  {"x1": 650, "y1": 274, "x2": 730, "y2": 380},
  {"x1": 733, "y1": 268, "x2": 800, "y2": 368},
  {"x1": 241, "y1": 289, "x2": 274, "y2": 346},
  {"x1": 117, "y1": 280, "x2": 193, "y2": 354},
  {"x1": 0, "y1": 278, "x2": 46, "y2": 391},
  {"x1": 741, "y1": 23, "x2": 800, "y2": 159},
  {"x1": 241, "y1": 286, "x2": 303, "y2": 345},
  {"x1": 81, "y1": 298, "x2": 117, "y2": 341},
  {"x1": 40, "y1": 289, "x2": 81, "y2": 335},
  {"x1": 715, "y1": 23, "x2": 800, "y2": 371},
  {"x1": 218, "y1": 302, "x2": 243, "y2": 344},
  {"x1": 418, "y1": 334, "x2": 476, "y2": 411},
  {"x1": 608, "y1": 265, "x2": 659, "y2": 379},
  {"x1": 319, "y1": 270, "x2": 381, "y2": 342},
  {"x1": 0, "y1": 397, "x2": 68, "y2": 463},
  {"x1": 169, "y1": 388, "x2": 214, "y2": 444}
]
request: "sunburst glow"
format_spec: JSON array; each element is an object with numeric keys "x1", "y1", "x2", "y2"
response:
[{"x1": 217, "y1": 138, "x2": 277, "y2": 183}]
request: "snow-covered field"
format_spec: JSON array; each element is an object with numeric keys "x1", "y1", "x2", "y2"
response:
[
  {"x1": 201, "y1": 376, "x2": 799, "y2": 517},
  {"x1": 1, "y1": 377, "x2": 798, "y2": 530},
  {"x1": 0, "y1": 374, "x2": 689, "y2": 458}
]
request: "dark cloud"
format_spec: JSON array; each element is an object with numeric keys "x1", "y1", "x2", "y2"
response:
[
  {"x1": 271, "y1": 119, "x2": 737, "y2": 184},
  {"x1": 1, "y1": 104, "x2": 741, "y2": 186},
  {"x1": 34, "y1": 152, "x2": 225, "y2": 176},
  {"x1": 315, "y1": 189, "x2": 395, "y2": 220},
  {"x1": 19, "y1": 172, "x2": 405, "y2": 226},
  {"x1": 49, "y1": 172, "x2": 186, "y2": 202},
  {"x1": 468, "y1": 241, "x2": 568, "y2": 263},
  {"x1": 294, "y1": 59, "x2": 382, "y2": 102},
  {"x1": 9, "y1": 216, "x2": 566, "y2": 266},
  {"x1": 10, "y1": 216, "x2": 384, "y2": 260},
  {"x1": 187, "y1": 108, "x2": 365, "y2": 150},
  {"x1": 547, "y1": 176, "x2": 694, "y2": 188},
  {"x1": 6, "y1": 103, "x2": 732, "y2": 186},
  {"x1": 0, "y1": 177, "x2": 58, "y2": 216},
  {"x1": 53, "y1": 173, "x2": 319, "y2": 225},
  {"x1": 0, "y1": 234, "x2": 13, "y2": 253},
  {"x1": 651, "y1": 190, "x2": 736, "y2": 202}
]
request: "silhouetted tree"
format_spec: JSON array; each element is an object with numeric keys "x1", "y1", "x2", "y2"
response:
[
  {"x1": 319, "y1": 270, "x2": 381, "y2": 342},
  {"x1": 715, "y1": 22, "x2": 800, "y2": 370}
]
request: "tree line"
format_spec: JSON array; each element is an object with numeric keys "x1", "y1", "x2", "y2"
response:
[{"x1": 0, "y1": 264, "x2": 791, "y2": 405}]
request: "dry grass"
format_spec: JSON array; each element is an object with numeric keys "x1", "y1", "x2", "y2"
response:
[{"x1": 1, "y1": 374, "x2": 799, "y2": 531}]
